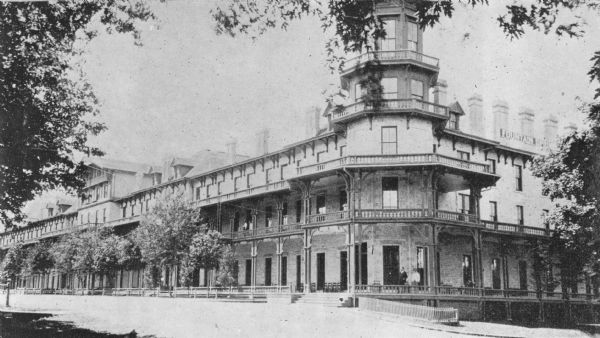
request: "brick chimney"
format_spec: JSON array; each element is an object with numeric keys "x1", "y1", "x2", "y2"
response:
[
  {"x1": 518, "y1": 108, "x2": 535, "y2": 137},
  {"x1": 467, "y1": 94, "x2": 484, "y2": 136},
  {"x1": 564, "y1": 123, "x2": 577, "y2": 135},
  {"x1": 433, "y1": 80, "x2": 447, "y2": 106},
  {"x1": 542, "y1": 114, "x2": 558, "y2": 142},
  {"x1": 305, "y1": 106, "x2": 320, "y2": 138},
  {"x1": 492, "y1": 100, "x2": 509, "y2": 140},
  {"x1": 255, "y1": 128, "x2": 270, "y2": 155},
  {"x1": 226, "y1": 138, "x2": 237, "y2": 164}
]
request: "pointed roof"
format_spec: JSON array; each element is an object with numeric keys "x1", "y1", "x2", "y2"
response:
[{"x1": 448, "y1": 101, "x2": 465, "y2": 116}]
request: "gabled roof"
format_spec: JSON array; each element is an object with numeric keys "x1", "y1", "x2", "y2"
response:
[
  {"x1": 448, "y1": 101, "x2": 465, "y2": 116},
  {"x1": 85, "y1": 157, "x2": 154, "y2": 174}
]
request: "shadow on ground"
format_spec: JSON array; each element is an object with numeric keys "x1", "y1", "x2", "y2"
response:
[{"x1": 0, "y1": 312, "x2": 155, "y2": 338}]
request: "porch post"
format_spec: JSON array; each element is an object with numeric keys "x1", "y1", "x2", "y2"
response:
[
  {"x1": 347, "y1": 224, "x2": 356, "y2": 294},
  {"x1": 472, "y1": 230, "x2": 484, "y2": 288},
  {"x1": 303, "y1": 229, "x2": 312, "y2": 293},
  {"x1": 276, "y1": 238, "x2": 283, "y2": 287},
  {"x1": 430, "y1": 224, "x2": 439, "y2": 289},
  {"x1": 276, "y1": 200, "x2": 284, "y2": 231},
  {"x1": 251, "y1": 241, "x2": 257, "y2": 289}
]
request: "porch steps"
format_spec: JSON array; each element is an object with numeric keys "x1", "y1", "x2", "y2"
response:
[{"x1": 293, "y1": 293, "x2": 350, "y2": 307}]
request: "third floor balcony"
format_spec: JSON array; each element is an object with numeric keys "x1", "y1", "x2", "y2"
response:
[{"x1": 341, "y1": 50, "x2": 440, "y2": 76}]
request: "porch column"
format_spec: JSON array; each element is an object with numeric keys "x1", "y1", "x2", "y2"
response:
[
  {"x1": 276, "y1": 239, "x2": 283, "y2": 288},
  {"x1": 276, "y1": 200, "x2": 284, "y2": 231},
  {"x1": 347, "y1": 223, "x2": 356, "y2": 293},
  {"x1": 430, "y1": 224, "x2": 439, "y2": 288},
  {"x1": 251, "y1": 241, "x2": 257, "y2": 288},
  {"x1": 303, "y1": 229, "x2": 312, "y2": 293},
  {"x1": 251, "y1": 210, "x2": 258, "y2": 233},
  {"x1": 473, "y1": 229, "x2": 484, "y2": 288}
]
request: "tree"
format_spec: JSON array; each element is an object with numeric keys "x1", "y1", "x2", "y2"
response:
[
  {"x1": 50, "y1": 226, "x2": 132, "y2": 288},
  {"x1": 0, "y1": 242, "x2": 27, "y2": 283},
  {"x1": 132, "y1": 192, "x2": 206, "y2": 288},
  {"x1": 179, "y1": 230, "x2": 224, "y2": 287},
  {"x1": 22, "y1": 240, "x2": 54, "y2": 277},
  {"x1": 0, "y1": 1, "x2": 156, "y2": 227},
  {"x1": 215, "y1": 245, "x2": 238, "y2": 287},
  {"x1": 531, "y1": 101, "x2": 600, "y2": 297}
]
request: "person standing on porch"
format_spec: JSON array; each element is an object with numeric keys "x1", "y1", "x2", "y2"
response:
[
  {"x1": 399, "y1": 267, "x2": 408, "y2": 285},
  {"x1": 411, "y1": 268, "x2": 421, "y2": 286}
]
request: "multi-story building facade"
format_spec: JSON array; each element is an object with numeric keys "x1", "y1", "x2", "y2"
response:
[{"x1": 2, "y1": 0, "x2": 594, "y2": 322}]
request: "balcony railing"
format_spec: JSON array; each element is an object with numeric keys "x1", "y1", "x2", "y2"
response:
[
  {"x1": 224, "y1": 222, "x2": 303, "y2": 240},
  {"x1": 331, "y1": 98, "x2": 448, "y2": 121},
  {"x1": 193, "y1": 180, "x2": 290, "y2": 207},
  {"x1": 343, "y1": 50, "x2": 440, "y2": 71},
  {"x1": 482, "y1": 220, "x2": 550, "y2": 237},
  {"x1": 297, "y1": 154, "x2": 493, "y2": 177},
  {"x1": 355, "y1": 209, "x2": 478, "y2": 224},
  {"x1": 307, "y1": 211, "x2": 349, "y2": 224}
]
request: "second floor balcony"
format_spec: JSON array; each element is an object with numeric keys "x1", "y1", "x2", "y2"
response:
[{"x1": 331, "y1": 98, "x2": 448, "y2": 124}]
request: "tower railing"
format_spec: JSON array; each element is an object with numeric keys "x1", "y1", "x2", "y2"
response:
[
  {"x1": 332, "y1": 98, "x2": 448, "y2": 121},
  {"x1": 343, "y1": 50, "x2": 440, "y2": 71}
]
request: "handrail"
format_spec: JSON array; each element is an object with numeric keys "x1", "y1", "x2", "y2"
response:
[
  {"x1": 332, "y1": 98, "x2": 448, "y2": 121},
  {"x1": 343, "y1": 50, "x2": 440, "y2": 70},
  {"x1": 297, "y1": 154, "x2": 492, "y2": 177}
]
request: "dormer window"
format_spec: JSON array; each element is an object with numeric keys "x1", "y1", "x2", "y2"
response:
[{"x1": 449, "y1": 113, "x2": 459, "y2": 130}]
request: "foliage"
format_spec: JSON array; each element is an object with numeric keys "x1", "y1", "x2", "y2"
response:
[
  {"x1": 0, "y1": 242, "x2": 27, "y2": 281},
  {"x1": 22, "y1": 240, "x2": 54, "y2": 276},
  {"x1": 0, "y1": 0, "x2": 156, "y2": 227},
  {"x1": 50, "y1": 226, "x2": 132, "y2": 279},
  {"x1": 132, "y1": 192, "x2": 207, "y2": 283},
  {"x1": 212, "y1": 0, "x2": 599, "y2": 76},
  {"x1": 179, "y1": 230, "x2": 225, "y2": 287},
  {"x1": 531, "y1": 101, "x2": 600, "y2": 296},
  {"x1": 215, "y1": 245, "x2": 238, "y2": 287}
]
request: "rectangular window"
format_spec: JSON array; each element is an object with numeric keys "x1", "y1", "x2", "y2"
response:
[
  {"x1": 295, "y1": 200, "x2": 302, "y2": 223},
  {"x1": 247, "y1": 173, "x2": 255, "y2": 188},
  {"x1": 146, "y1": 199, "x2": 150, "y2": 212},
  {"x1": 383, "y1": 246, "x2": 400, "y2": 285},
  {"x1": 382, "y1": 177, "x2": 398, "y2": 209},
  {"x1": 448, "y1": 113, "x2": 458, "y2": 130},
  {"x1": 515, "y1": 165, "x2": 523, "y2": 191},
  {"x1": 122, "y1": 206, "x2": 126, "y2": 218},
  {"x1": 519, "y1": 261, "x2": 528, "y2": 290},
  {"x1": 195, "y1": 187, "x2": 201, "y2": 200},
  {"x1": 265, "y1": 206, "x2": 273, "y2": 227},
  {"x1": 460, "y1": 194, "x2": 470, "y2": 214},
  {"x1": 316, "y1": 194, "x2": 326, "y2": 214},
  {"x1": 296, "y1": 255, "x2": 302, "y2": 290},
  {"x1": 266, "y1": 168, "x2": 272, "y2": 184},
  {"x1": 206, "y1": 185, "x2": 211, "y2": 198},
  {"x1": 416, "y1": 247, "x2": 428, "y2": 286},
  {"x1": 457, "y1": 150, "x2": 470, "y2": 161},
  {"x1": 95, "y1": 210, "x2": 99, "y2": 223},
  {"x1": 339, "y1": 190, "x2": 348, "y2": 211},
  {"x1": 102, "y1": 209, "x2": 106, "y2": 223},
  {"x1": 517, "y1": 205, "x2": 524, "y2": 225},
  {"x1": 492, "y1": 258, "x2": 501, "y2": 289},
  {"x1": 542, "y1": 209, "x2": 550, "y2": 230},
  {"x1": 245, "y1": 259, "x2": 252, "y2": 286},
  {"x1": 407, "y1": 20, "x2": 418, "y2": 51},
  {"x1": 410, "y1": 79, "x2": 424, "y2": 100},
  {"x1": 381, "y1": 126, "x2": 397, "y2": 154},
  {"x1": 487, "y1": 159, "x2": 496, "y2": 174},
  {"x1": 280, "y1": 164, "x2": 287, "y2": 180},
  {"x1": 380, "y1": 19, "x2": 396, "y2": 51},
  {"x1": 282, "y1": 202, "x2": 289, "y2": 225},
  {"x1": 463, "y1": 255, "x2": 473, "y2": 287},
  {"x1": 233, "y1": 212, "x2": 240, "y2": 232},
  {"x1": 265, "y1": 257, "x2": 272, "y2": 286},
  {"x1": 281, "y1": 256, "x2": 287, "y2": 286},
  {"x1": 217, "y1": 181, "x2": 223, "y2": 194},
  {"x1": 339, "y1": 145, "x2": 346, "y2": 157},
  {"x1": 381, "y1": 77, "x2": 398, "y2": 100},
  {"x1": 355, "y1": 83, "x2": 364, "y2": 102},
  {"x1": 490, "y1": 201, "x2": 498, "y2": 222},
  {"x1": 103, "y1": 184, "x2": 108, "y2": 198},
  {"x1": 234, "y1": 177, "x2": 241, "y2": 191},
  {"x1": 316, "y1": 151, "x2": 325, "y2": 163},
  {"x1": 244, "y1": 210, "x2": 253, "y2": 230}
]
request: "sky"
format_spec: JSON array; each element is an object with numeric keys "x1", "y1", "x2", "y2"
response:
[
  {"x1": 22, "y1": 0, "x2": 600, "y2": 219},
  {"x1": 79, "y1": 0, "x2": 599, "y2": 165}
]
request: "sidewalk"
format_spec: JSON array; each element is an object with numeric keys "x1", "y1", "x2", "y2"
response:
[{"x1": 3, "y1": 294, "x2": 591, "y2": 338}]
